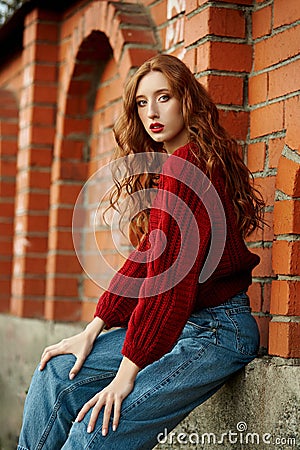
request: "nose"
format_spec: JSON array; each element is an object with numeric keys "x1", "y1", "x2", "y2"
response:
[{"x1": 147, "y1": 100, "x2": 159, "y2": 119}]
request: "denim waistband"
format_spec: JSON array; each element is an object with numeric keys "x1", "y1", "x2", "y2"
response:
[{"x1": 209, "y1": 291, "x2": 250, "y2": 310}]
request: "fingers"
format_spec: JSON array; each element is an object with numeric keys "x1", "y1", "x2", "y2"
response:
[
  {"x1": 39, "y1": 344, "x2": 61, "y2": 371},
  {"x1": 76, "y1": 393, "x2": 122, "y2": 436},
  {"x1": 93, "y1": 396, "x2": 113, "y2": 436},
  {"x1": 69, "y1": 356, "x2": 84, "y2": 380},
  {"x1": 112, "y1": 397, "x2": 122, "y2": 432}
]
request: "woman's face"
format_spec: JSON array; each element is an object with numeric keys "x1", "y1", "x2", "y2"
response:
[{"x1": 135, "y1": 71, "x2": 188, "y2": 154}]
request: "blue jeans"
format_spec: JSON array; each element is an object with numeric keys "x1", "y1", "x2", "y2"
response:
[{"x1": 18, "y1": 292, "x2": 259, "y2": 450}]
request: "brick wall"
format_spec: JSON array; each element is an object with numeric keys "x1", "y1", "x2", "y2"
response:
[{"x1": 0, "y1": 0, "x2": 299, "y2": 358}]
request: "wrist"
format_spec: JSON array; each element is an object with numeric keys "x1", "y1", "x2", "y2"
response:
[
  {"x1": 84, "y1": 317, "x2": 105, "y2": 342},
  {"x1": 116, "y1": 357, "x2": 140, "y2": 383}
]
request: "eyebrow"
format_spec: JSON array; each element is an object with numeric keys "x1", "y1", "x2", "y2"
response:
[{"x1": 136, "y1": 88, "x2": 170, "y2": 100}]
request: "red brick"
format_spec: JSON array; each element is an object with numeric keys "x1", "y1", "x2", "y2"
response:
[
  {"x1": 246, "y1": 218, "x2": 263, "y2": 242},
  {"x1": 85, "y1": 230, "x2": 115, "y2": 252},
  {"x1": 269, "y1": 321, "x2": 300, "y2": 358},
  {"x1": 247, "y1": 142, "x2": 266, "y2": 172},
  {"x1": 274, "y1": 200, "x2": 300, "y2": 235},
  {"x1": 196, "y1": 42, "x2": 210, "y2": 72},
  {"x1": 45, "y1": 299, "x2": 82, "y2": 321},
  {"x1": 65, "y1": 96, "x2": 89, "y2": 115},
  {"x1": 207, "y1": 75, "x2": 244, "y2": 106},
  {"x1": 0, "y1": 140, "x2": 18, "y2": 156},
  {"x1": 218, "y1": 110, "x2": 249, "y2": 141},
  {"x1": 31, "y1": 106, "x2": 56, "y2": 125},
  {"x1": 63, "y1": 117, "x2": 90, "y2": 135},
  {"x1": 95, "y1": 77, "x2": 123, "y2": 110},
  {"x1": 117, "y1": 13, "x2": 151, "y2": 27},
  {"x1": 48, "y1": 230, "x2": 74, "y2": 251},
  {"x1": 216, "y1": 0, "x2": 252, "y2": 4},
  {"x1": 12, "y1": 277, "x2": 43, "y2": 297},
  {"x1": 248, "y1": 72, "x2": 268, "y2": 106},
  {"x1": 182, "y1": 48, "x2": 197, "y2": 73},
  {"x1": 11, "y1": 297, "x2": 45, "y2": 319},
  {"x1": 52, "y1": 160, "x2": 88, "y2": 182},
  {"x1": 210, "y1": 7, "x2": 246, "y2": 39},
  {"x1": 25, "y1": 8, "x2": 59, "y2": 26},
  {"x1": 274, "y1": 0, "x2": 300, "y2": 28},
  {"x1": 119, "y1": 47, "x2": 158, "y2": 79},
  {"x1": 268, "y1": 137, "x2": 284, "y2": 168},
  {"x1": 262, "y1": 282, "x2": 271, "y2": 313},
  {"x1": 269, "y1": 60, "x2": 300, "y2": 100},
  {"x1": 16, "y1": 169, "x2": 50, "y2": 191},
  {"x1": 285, "y1": 96, "x2": 300, "y2": 151},
  {"x1": 0, "y1": 122, "x2": 18, "y2": 136},
  {"x1": 49, "y1": 207, "x2": 73, "y2": 228},
  {"x1": 272, "y1": 240, "x2": 300, "y2": 275},
  {"x1": 276, "y1": 156, "x2": 300, "y2": 197},
  {"x1": 0, "y1": 239, "x2": 13, "y2": 255},
  {"x1": 250, "y1": 102, "x2": 284, "y2": 139},
  {"x1": 84, "y1": 278, "x2": 101, "y2": 298},
  {"x1": 47, "y1": 253, "x2": 82, "y2": 274},
  {"x1": 0, "y1": 159, "x2": 17, "y2": 177},
  {"x1": 185, "y1": 0, "x2": 198, "y2": 14},
  {"x1": 81, "y1": 300, "x2": 97, "y2": 322},
  {"x1": 17, "y1": 192, "x2": 49, "y2": 211},
  {"x1": 251, "y1": 246, "x2": 273, "y2": 277},
  {"x1": 47, "y1": 277, "x2": 78, "y2": 296},
  {"x1": 254, "y1": 175, "x2": 276, "y2": 207},
  {"x1": 51, "y1": 183, "x2": 83, "y2": 205},
  {"x1": 24, "y1": 22, "x2": 59, "y2": 46},
  {"x1": 17, "y1": 148, "x2": 53, "y2": 169},
  {"x1": 26, "y1": 214, "x2": 48, "y2": 232},
  {"x1": 255, "y1": 315, "x2": 271, "y2": 351},
  {"x1": 254, "y1": 25, "x2": 300, "y2": 71},
  {"x1": 262, "y1": 210, "x2": 274, "y2": 242},
  {"x1": 0, "y1": 200, "x2": 15, "y2": 217},
  {"x1": 210, "y1": 42, "x2": 252, "y2": 72},
  {"x1": 252, "y1": 5, "x2": 272, "y2": 39},
  {"x1": 248, "y1": 282, "x2": 262, "y2": 312},
  {"x1": 271, "y1": 280, "x2": 300, "y2": 316}
]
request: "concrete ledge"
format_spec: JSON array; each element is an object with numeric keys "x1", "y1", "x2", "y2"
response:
[{"x1": 0, "y1": 315, "x2": 299, "y2": 450}]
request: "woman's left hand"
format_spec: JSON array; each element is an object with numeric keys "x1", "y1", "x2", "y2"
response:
[{"x1": 76, "y1": 357, "x2": 139, "y2": 436}]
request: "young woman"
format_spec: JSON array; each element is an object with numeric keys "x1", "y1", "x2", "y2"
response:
[{"x1": 18, "y1": 54, "x2": 264, "y2": 450}]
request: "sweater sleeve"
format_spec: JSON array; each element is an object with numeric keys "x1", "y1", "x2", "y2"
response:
[
  {"x1": 122, "y1": 154, "x2": 214, "y2": 368},
  {"x1": 94, "y1": 233, "x2": 150, "y2": 328}
]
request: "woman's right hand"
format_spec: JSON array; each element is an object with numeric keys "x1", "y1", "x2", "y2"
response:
[{"x1": 39, "y1": 317, "x2": 105, "y2": 380}]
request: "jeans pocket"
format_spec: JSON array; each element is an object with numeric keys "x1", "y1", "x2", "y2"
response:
[
  {"x1": 185, "y1": 314, "x2": 218, "y2": 343},
  {"x1": 225, "y1": 308, "x2": 260, "y2": 356}
]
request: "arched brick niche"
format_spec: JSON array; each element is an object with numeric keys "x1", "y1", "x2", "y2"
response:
[
  {"x1": 0, "y1": 89, "x2": 18, "y2": 313},
  {"x1": 45, "y1": 1, "x2": 159, "y2": 321},
  {"x1": 45, "y1": 31, "x2": 113, "y2": 321}
]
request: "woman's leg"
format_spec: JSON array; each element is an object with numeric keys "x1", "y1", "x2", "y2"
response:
[
  {"x1": 17, "y1": 328, "x2": 127, "y2": 450},
  {"x1": 62, "y1": 293, "x2": 259, "y2": 450}
]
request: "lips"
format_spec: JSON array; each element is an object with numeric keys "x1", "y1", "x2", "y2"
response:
[{"x1": 150, "y1": 122, "x2": 164, "y2": 133}]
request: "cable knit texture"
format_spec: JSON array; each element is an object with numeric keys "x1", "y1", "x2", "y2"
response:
[{"x1": 95, "y1": 143, "x2": 260, "y2": 368}]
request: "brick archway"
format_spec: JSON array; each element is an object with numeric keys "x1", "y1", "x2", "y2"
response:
[
  {"x1": 45, "y1": 2, "x2": 159, "y2": 321},
  {"x1": 0, "y1": 89, "x2": 18, "y2": 313}
]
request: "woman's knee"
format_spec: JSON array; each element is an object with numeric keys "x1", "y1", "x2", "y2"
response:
[{"x1": 30, "y1": 354, "x2": 75, "y2": 395}]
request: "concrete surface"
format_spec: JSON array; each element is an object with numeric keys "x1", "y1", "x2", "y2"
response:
[{"x1": 0, "y1": 315, "x2": 299, "y2": 450}]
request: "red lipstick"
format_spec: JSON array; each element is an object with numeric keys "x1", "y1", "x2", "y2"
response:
[{"x1": 150, "y1": 122, "x2": 164, "y2": 133}]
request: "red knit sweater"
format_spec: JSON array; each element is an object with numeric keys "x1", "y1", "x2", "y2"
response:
[{"x1": 94, "y1": 143, "x2": 260, "y2": 369}]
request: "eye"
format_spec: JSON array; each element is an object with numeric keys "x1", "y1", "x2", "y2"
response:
[
  {"x1": 158, "y1": 94, "x2": 170, "y2": 102},
  {"x1": 136, "y1": 99, "x2": 147, "y2": 107}
]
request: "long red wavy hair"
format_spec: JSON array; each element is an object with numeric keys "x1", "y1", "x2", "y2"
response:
[{"x1": 104, "y1": 54, "x2": 265, "y2": 245}]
